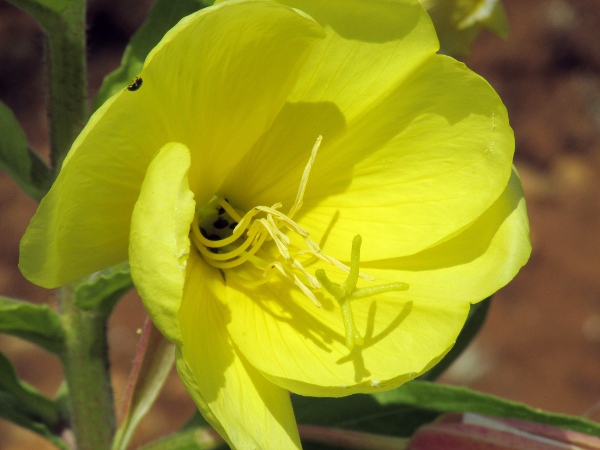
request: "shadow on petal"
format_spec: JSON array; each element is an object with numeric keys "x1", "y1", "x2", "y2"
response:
[
  {"x1": 366, "y1": 168, "x2": 523, "y2": 272},
  {"x1": 336, "y1": 300, "x2": 413, "y2": 383}
]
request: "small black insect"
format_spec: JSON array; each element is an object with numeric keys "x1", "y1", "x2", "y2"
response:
[{"x1": 127, "y1": 77, "x2": 143, "y2": 91}]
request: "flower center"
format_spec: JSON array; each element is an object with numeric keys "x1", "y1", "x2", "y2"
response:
[
  {"x1": 190, "y1": 136, "x2": 347, "y2": 306},
  {"x1": 189, "y1": 136, "x2": 409, "y2": 349}
]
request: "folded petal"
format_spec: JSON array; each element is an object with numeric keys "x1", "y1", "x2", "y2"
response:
[
  {"x1": 363, "y1": 168, "x2": 531, "y2": 303},
  {"x1": 301, "y1": 56, "x2": 514, "y2": 261},
  {"x1": 20, "y1": 0, "x2": 324, "y2": 287},
  {"x1": 145, "y1": 0, "x2": 325, "y2": 196},
  {"x1": 179, "y1": 252, "x2": 302, "y2": 449},
  {"x1": 223, "y1": 169, "x2": 528, "y2": 396},
  {"x1": 175, "y1": 350, "x2": 231, "y2": 444},
  {"x1": 129, "y1": 142, "x2": 195, "y2": 344},
  {"x1": 222, "y1": 36, "x2": 513, "y2": 262},
  {"x1": 221, "y1": 0, "x2": 438, "y2": 205},
  {"x1": 280, "y1": 0, "x2": 439, "y2": 121}
]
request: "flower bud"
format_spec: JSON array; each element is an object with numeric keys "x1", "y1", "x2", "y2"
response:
[{"x1": 409, "y1": 412, "x2": 600, "y2": 449}]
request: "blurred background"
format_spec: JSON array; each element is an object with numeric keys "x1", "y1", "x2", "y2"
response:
[{"x1": 1, "y1": 0, "x2": 600, "y2": 448}]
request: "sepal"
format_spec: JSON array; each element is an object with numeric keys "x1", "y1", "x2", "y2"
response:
[{"x1": 73, "y1": 262, "x2": 133, "y2": 316}]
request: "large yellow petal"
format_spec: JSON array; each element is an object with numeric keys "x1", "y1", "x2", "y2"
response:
[
  {"x1": 223, "y1": 169, "x2": 528, "y2": 396},
  {"x1": 219, "y1": 1, "x2": 512, "y2": 262},
  {"x1": 129, "y1": 142, "x2": 195, "y2": 344},
  {"x1": 20, "y1": 0, "x2": 324, "y2": 288},
  {"x1": 179, "y1": 253, "x2": 302, "y2": 449},
  {"x1": 279, "y1": 0, "x2": 439, "y2": 121},
  {"x1": 300, "y1": 55, "x2": 514, "y2": 260},
  {"x1": 225, "y1": 271, "x2": 469, "y2": 397},
  {"x1": 223, "y1": 55, "x2": 513, "y2": 261},
  {"x1": 220, "y1": 0, "x2": 438, "y2": 204},
  {"x1": 362, "y1": 168, "x2": 530, "y2": 303},
  {"x1": 175, "y1": 350, "x2": 232, "y2": 445},
  {"x1": 143, "y1": 0, "x2": 325, "y2": 197}
]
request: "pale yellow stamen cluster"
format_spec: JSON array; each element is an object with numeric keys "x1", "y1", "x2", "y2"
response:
[
  {"x1": 190, "y1": 136, "x2": 356, "y2": 306},
  {"x1": 190, "y1": 136, "x2": 410, "y2": 350}
]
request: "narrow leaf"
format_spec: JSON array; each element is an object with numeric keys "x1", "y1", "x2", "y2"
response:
[
  {"x1": 73, "y1": 262, "x2": 133, "y2": 315},
  {"x1": 7, "y1": 0, "x2": 68, "y2": 14},
  {"x1": 292, "y1": 393, "x2": 437, "y2": 438},
  {"x1": 0, "y1": 297, "x2": 64, "y2": 354},
  {"x1": 376, "y1": 381, "x2": 600, "y2": 437},
  {"x1": 0, "y1": 101, "x2": 52, "y2": 201},
  {"x1": 139, "y1": 428, "x2": 225, "y2": 450},
  {"x1": 92, "y1": 0, "x2": 214, "y2": 110},
  {"x1": 293, "y1": 378, "x2": 600, "y2": 441},
  {"x1": 112, "y1": 318, "x2": 175, "y2": 450},
  {"x1": 0, "y1": 352, "x2": 65, "y2": 449}
]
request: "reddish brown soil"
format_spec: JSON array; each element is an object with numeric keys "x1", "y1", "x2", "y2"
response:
[{"x1": 0, "y1": 1, "x2": 599, "y2": 448}]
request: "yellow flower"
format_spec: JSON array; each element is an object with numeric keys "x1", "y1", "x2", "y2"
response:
[
  {"x1": 19, "y1": 0, "x2": 530, "y2": 448},
  {"x1": 420, "y1": 0, "x2": 509, "y2": 55}
]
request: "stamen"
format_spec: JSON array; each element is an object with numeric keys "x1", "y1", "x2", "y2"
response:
[
  {"x1": 289, "y1": 135, "x2": 322, "y2": 219},
  {"x1": 191, "y1": 222, "x2": 262, "y2": 261},
  {"x1": 196, "y1": 233, "x2": 267, "y2": 269},
  {"x1": 190, "y1": 137, "x2": 379, "y2": 309},
  {"x1": 316, "y1": 235, "x2": 409, "y2": 350},
  {"x1": 267, "y1": 262, "x2": 321, "y2": 307},
  {"x1": 216, "y1": 197, "x2": 243, "y2": 223}
]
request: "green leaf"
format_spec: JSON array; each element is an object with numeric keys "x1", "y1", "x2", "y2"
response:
[
  {"x1": 376, "y1": 381, "x2": 600, "y2": 437},
  {"x1": 292, "y1": 393, "x2": 436, "y2": 438},
  {"x1": 73, "y1": 262, "x2": 133, "y2": 315},
  {"x1": 139, "y1": 428, "x2": 226, "y2": 450},
  {"x1": 0, "y1": 101, "x2": 52, "y2": 201},
  {"x1": 292, "y1": 378, "x2": 600, "y2": 445},
  {"x1": 0, "y1": 297, "x2": 65, "y2": 355},
  {"x1": 0, "y1": 352, "x2": 66, "y2": 449},
  {"x1": 92, "y1": 0, "x2": 214, "y2": 111},
  {"x1": 182, "y1": 410, "x2": 211, "y2": 430},
  {"x1": 7, "y1": 0, "x2": 68, "y2": 14},
  {"x1": 33, "y1": 0, "x2": 68, "y2": 12},
  {"x1": 418, "y1": 296, "x2": 492, "y2": 381}
]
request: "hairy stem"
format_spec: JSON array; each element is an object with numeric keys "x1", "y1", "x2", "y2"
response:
[
  {"x1": 7, "y1": 0, "x2": 88, "y2": 171},
  {"x1": 44, "y1": 0, "x2": 87, "y2": 170},
  {"x1": 59, "y1": 286, "x2": 115, "y2": 450}
]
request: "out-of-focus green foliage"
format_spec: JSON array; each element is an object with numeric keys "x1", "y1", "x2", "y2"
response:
[{"x1": 420, "y1": 0, "x2": 509, "y2": 55}]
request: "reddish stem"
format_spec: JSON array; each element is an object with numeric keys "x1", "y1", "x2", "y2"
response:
[
  {"x1": 298, "y1": 424, "x2": 409, "y2": 450},
  {"x1": 118, "y1": 316, "x2": 153, "y2": 425}
]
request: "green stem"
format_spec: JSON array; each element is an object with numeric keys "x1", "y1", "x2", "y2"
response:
[
  {"x1": 59, "y1": 286, "x2": 115, "y2": 450},
  {"x1": 7, "y1": 0, "x2": 88, "y2": 171},
  {"x1": 44, "y1": 1, "x2": 87, "y2": 170}
]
